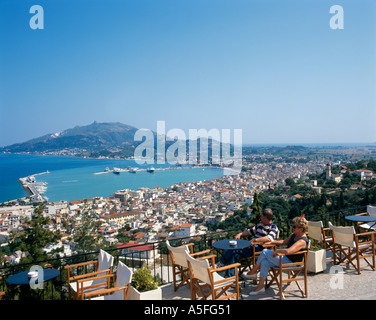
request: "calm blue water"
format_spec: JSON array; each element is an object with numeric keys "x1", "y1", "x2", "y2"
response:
[{"x1": 0, "y1": 154, "x2": 224, "y2": 203}]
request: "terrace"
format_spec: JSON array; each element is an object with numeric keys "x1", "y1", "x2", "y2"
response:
[{"x1": 1, "y1": 205, "x2": 375, "y2": 301}]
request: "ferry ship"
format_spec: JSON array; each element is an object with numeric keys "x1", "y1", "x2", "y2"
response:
[
  {"x1": 113, "y1": 167, "x2": 121, "y2": 174},
  {"x1": 147, "y1": 167, "x2": 155, "y2": 173}
]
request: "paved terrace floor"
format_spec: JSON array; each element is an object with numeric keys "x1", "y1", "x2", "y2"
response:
[{"x1": 161, "y1": 257, "x2": 376, "y2": 300}]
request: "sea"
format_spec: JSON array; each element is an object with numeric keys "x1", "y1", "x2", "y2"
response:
[{"x1": 0, "y1": 153, "x2": 225, "y2": 203}]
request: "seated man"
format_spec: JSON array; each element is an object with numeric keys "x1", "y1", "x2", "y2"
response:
[{"x1": 215, "y1": 208, "x2": 279, "y2": 277}]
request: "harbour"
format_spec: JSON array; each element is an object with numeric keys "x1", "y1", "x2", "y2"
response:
[
  {"x1": 18, "y1": 171, "x2": 50, "y2": 203},
  {"x1": 0, "y1": 153, "x2": 225, "y2": 203}
]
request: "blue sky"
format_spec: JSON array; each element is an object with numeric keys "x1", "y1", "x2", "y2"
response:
[{"x1": 1, "y1": 0, "x2": 375, "y2": 146}]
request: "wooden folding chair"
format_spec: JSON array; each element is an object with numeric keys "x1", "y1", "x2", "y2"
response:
[
  {"x1": 355, "y1": 205, "x2": 376, "y2": 232},
  {"x1": 308, "y1": 220, "x2": 334, "y2": 253},
  {"x1": 84, "y1": 262, "x2": 132, "y2": 300},
  {"x1": 329, "y1": 222, "x2": 376, "y2": 275},
  {"x1": 266, "y1": 249, "x2": 309, "y2": 300},
  {"x1": 65, "y1": 249, "x2": 114, "y2": 299},
  {"x1": 185, "y1": 251, "x2": 240, "y2": 300},
  {"x1": 166, "y1": 239, "x2": 212, "y2": 292}
]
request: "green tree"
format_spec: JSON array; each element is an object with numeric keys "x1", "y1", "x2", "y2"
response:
[
  {"x1": 10, "y1": 204, "x2": 62, "y2": 263},
  {"x1": 250, "y1": 192, "x2": 263, "y2": 224}
]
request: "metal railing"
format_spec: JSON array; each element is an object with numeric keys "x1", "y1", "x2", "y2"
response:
[{"x1": 0, "y1": 205, "x2": 371, "y2": 300}]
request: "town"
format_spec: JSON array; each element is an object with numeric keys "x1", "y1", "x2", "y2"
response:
[{"x1": 1, "y1": 145, "x2": 376, "y2": 265}]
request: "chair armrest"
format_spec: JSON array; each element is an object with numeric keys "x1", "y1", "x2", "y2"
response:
[
  {"x1": 84, "y1": 285, "x2": 130, "y2": 299},
  {"x1": 64, "y1": 260, "x2": 97, "y2": 270},
  {"x1": 274, "y1": 250, "x2": 307, "y2": 257},
  {"x1": 355, "y1": 212, "x2": 369, "y2": 216},
  {"x1": 196, "y1": 254, "x2": 216, "y2": 261},
  {"x1": 262, "y1": 243, "x2": 277, "y2": 248},
  {"x1": 77, "y1": 273, "x2": 114, "y2": 285},
  {"x1": 251, "y1": 240, "x2": 276, "y2": 248},
  {"x1": 70, "y1": 268, "x2": 111, "y2": 281},
  {"x1": 191, "y1": 249, "x2": 213, "y2": 257},
  {"x1": 355, "y1": 231, "x2": 376, "y2": 238},
  {"x1": 213, "y1": 262, "x2": 241, "y2": 273},
  {"x1": 196, "y1": 254, "x2": 216, "y2": 267}
]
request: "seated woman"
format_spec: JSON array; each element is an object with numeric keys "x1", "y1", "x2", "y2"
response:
[{"x1": 245, "y1": 216, "x2": 309, "y2": 295}]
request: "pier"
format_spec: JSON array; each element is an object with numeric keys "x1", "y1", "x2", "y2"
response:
[{"x1": 18, "y1": 171, "x2": 49, "y2": 203}]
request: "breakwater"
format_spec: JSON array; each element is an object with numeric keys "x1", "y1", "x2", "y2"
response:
[{"x1": 19, "y1": 171, "x2": 49, "y2": 202}]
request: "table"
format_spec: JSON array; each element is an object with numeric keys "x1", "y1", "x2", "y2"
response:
[
  {"x1": 345, "y1": 215, "x2": 376, "y2": 230},
  {"x1": 6, "y1": 269, "x2": 60, "y2": 286},
  {"x1": 212, "y1": 239, "x2": 252, "y2": 277},
  {"x1": 212, "y1": 239, "x2": 252, "y2": 252},
  {"x1": 6, "y1": 268, "x2": 60, "y2": 300}
]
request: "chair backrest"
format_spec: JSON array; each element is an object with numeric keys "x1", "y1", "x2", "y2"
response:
[
  {"x1": 367, "y1": 205, "x2": 376, "y2": 217},
  {"x1": 92, "y1": 250, "x2": 114, "y2": 286},
  {"x1": 111, "y1": 261, "x2": 132, "y2": 300},
  {"x1": 98, "y1": 249, "x2": 114, "y2": 272},
  {"x1": 185, "y1": 251, "x2": 211, "y2": 285},
  {"x1": 329, "y1": 222, "x2": 356, "y2": 248},
  {"x1": 308, "y1": 221, "x2": 324, "y2": 241},
  {"x1": 166, "y1": 240, "x2": 190, "y2": 268}
]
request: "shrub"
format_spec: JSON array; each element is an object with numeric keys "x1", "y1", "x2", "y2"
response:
[{"x1": 131, "y1": 263, "x2": 158, "y2": 292}]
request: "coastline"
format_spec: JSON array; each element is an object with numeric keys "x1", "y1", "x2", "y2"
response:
[{"x1": 0, "y1": 153, "x2": 226, "y2": 205}]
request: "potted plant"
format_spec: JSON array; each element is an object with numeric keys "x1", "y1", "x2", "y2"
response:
[
  {"x1": 128, "y1": 263, "x2": 162, "y2": 300},
  {"x1": 307, "y1": 241, "x2": 327, "y2": 273}
]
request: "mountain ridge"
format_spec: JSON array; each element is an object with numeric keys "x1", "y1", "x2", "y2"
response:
[
  {"x1": 1, "y1": 122, "x2": 140, "y2": 155},
  {"x1": 0, "y1": 122, "x2": 229, "y2": 161}
]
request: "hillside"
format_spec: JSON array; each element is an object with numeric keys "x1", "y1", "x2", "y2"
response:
[
  {"x1": 1, "y1": 121, "x2": 228, "y2": 161},
  {"x1": 0, "y1": 122, "x2": 139, "y2": 154}
]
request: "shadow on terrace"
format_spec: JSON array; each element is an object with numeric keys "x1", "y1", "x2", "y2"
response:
[{"x1": 0, "y1": 205, "x2": 375, "y2": 300}]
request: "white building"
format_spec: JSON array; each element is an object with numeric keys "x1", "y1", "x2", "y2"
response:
[{"x1": 170, "y1": 223, "x2": 196, "y2": 237}]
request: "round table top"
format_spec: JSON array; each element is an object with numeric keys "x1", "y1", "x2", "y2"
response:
[
  {"x1": 345, "y1": 215, "x2": 376, "y2": 223},
  {"x1": 212, "y1": 239, "x2": 252, "y2": 251},
  {"x1": 6, "y1": 268, "x2": 60, "y2": 285}
]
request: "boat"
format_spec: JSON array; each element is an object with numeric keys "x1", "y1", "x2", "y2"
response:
[
  {"x1": 129, "y1": 167, "x2": 138, "y2": 173},
  {"x1": 104, "y1": 167, "x2": 110, "y2": 172},
  {"x1": 113, "y1": 167, "x2": 121, "y2": 174},
  {"x1": 35, "y1": 184, "x2": 47, "y2": 194},
  {"x1": 147, "y1": 167, "x2": 155, "y2": 173}
]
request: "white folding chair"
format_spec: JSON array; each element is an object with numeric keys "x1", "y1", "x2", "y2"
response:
[
  {"x1": 308, "y1": 220, "x2": 333, "y2": 252},
  {"x1": 358, "y1": 205, "x2": 376, "y2": 231},
  {"x1": 329, "y1": 222, "x2": 376, "y2": 274},
  {"x1": 185, "y1": 251, "x2": 240, "y2": 300},
  {"x1": 166, "y1": 239, "x2": 213, "y2": 292},
  {"x1": 85, "y1": 261, "x2": 133, "y2": 300},
  {"x1": 65, "y1": 249, "x2": 114, "y2": 299}
]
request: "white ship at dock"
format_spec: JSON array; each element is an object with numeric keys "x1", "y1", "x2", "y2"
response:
[{"x1": 19, "y1": 171, "x2": 49, "y2": 203}]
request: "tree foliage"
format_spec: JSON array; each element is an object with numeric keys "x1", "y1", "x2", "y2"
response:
[{"x1": 10, "y1": 204, "x2": 62, "y2": 263}]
